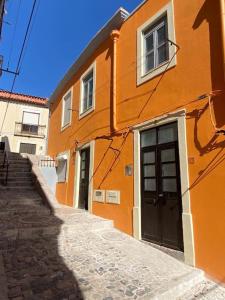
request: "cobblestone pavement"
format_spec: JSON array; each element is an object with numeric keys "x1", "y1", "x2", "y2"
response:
[{"x1": 0, "y1": 191, "x2": 225, "y2": 299}]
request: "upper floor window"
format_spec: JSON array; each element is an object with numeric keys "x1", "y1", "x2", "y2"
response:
[
  {"x1": 80, "y1": 62, "x2": 96, "y2": 118},
  {"x1": 82, "y1": 70, "x2": 93, "y2": 112},
  {"x1": 22, "y1": 111, "x2": 40, "y2": 134},
  {"x1": 137, "y1": 2, "x2": 176, "y2": 85},
  {"x1": 62, "y1": 90, "x2": 72, "y2": 129},
  {"x1": 143, "y1": 17, "x2": 169, "y2": 74}
]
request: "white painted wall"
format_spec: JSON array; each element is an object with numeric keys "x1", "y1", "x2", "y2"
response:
[{"x1": 0, "y1": 99, "x2": 49, "y2": 155}]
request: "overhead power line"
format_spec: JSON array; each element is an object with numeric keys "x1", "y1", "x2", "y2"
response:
[{"x1": 0, "y1": 0, "x2": 38, "y2": 134}]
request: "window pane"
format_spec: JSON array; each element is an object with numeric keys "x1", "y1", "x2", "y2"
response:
[
  {"x1": 144, "y1": 179, "x2": 156, "y2": 191},
  {"x1": 83, "y1": 83, "x2": 88, "y2": 111},
  {"x1": 145, "y1": 52, "x2": 154, "y2": 73},
  {"x1": 63, "y1": 92, "x2": 71, "y2": 126},
  {"x1": 23, "y1": 112, "x2": 39, "y2": 125},
  {"x1": 88, "y1": 78, "x2": 93, "y2": 108},
  {"x1": 161, "y1": 149, "x2": 175, "y2": 162},
  {"x1": 81, "y1": 170, "x2": 85, "y2": 179},
  {"x1": 82, "y1": 70, "x2": 94, "y2": 113},
  {"x1": 157, "y1": 24, "x2": 167, "y2": 45},
  {"x1": 145, "y1": 33, "x2": 154, "y2": 52},
  {"x1": 162, "y1": 163, "x2": 176, "y2": 176},
  {"x1": 141, "y1": 129, "x2": 156, "y2": 147},
  {"x1": 81, "y1": 160, "x2": 85, "y2": 169},
  {"x1": 157, "y1": 44, "x2": 168, "y2": 65},
  {"x1": 81, "y1": 151, "x2": 86, "y2": 160},
  {"x1": 158, "y1": 123, "x2": 178, "y2": 144},
  {"x1": 144, "y1": 165, "x2": 155, "y2": 177},
  {"x1": 162, "y1": 178, "x2": 177, "y2": 192},
  {"x1": 143, "y1": 152, "x2": 155, "y2": 164}
]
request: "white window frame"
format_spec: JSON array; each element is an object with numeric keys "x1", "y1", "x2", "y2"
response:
[
  {"x1": 137, "y1": 1, "x2": 176, "y2": 85},
  {"x1": 61, "y1": 88, "x2": 73, "y2": 130},
  {"x1": 79, "y1": 62, "x2": 96, "y2": 119},
  {"x1": 56, "y1": 151, "x2": 70, "y2": 183}
]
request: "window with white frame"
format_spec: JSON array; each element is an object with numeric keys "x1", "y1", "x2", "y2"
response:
[
  {"x1": 56, "y1": 157, "x2": 67, "y2": 182},
  {"x1": 137, "y1": 2, "x2": 176, "y2": 85},
  {"x1": 62, "y1": 90, "x2": 72, "y2": 129},
  {"x1": 143, "y1": 16, "x2": 169, "y2": 74},
  {"x1": 80, "y1": 67, "x2": 94, "y2": 115}
]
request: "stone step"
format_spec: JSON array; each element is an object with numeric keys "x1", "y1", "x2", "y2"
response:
[
  {"x1": 177, "y1": 279, "x2": 225, "y2": 299},
  {"x1": 1, "y1": 181, "x2": 33, "y2": 187},
  {"x1": 7, "y1": 162, "x2": 30, "y2": 167},
  {"x1": 0, "y1": 171, "x2": 32, "y2": 177},
  {"x1": 0, "y1": 176, "x2": 32, "y2": 182},
  {"x1": 147, "y1": 269, "x2": 205, "y2": 299},
  {"x1": 0, "y1": 207, "x2": 51, "y2": 217},
  {"x1": 0, "y1": 212, "x2": 114, "y2": 241},
  {"x1": 0, "y1": 185, "x2": 35, "y2": 191}
]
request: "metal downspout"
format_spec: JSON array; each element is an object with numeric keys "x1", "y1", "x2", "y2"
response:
[
  {"x1": 110, "y1": 30, "x2": 120, "y2": 133},
  {"x1": 220, "y1": 0, "x2": 225, "y2": 81}
]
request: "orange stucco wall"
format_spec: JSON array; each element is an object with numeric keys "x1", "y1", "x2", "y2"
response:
[{"x1": 48, "y1": 0, "x2": 225, "y2": 282}]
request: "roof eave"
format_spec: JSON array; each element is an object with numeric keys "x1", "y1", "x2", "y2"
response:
[{"x1": 49, "y1": 7, "x2": 129, "y2": 104}]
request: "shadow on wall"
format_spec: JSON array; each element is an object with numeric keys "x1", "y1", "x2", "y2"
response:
[
  {"x1": 193, "y1": 0, "x2": 225, "y2": 128},
  {"x1": 0, "y1": 199, "x2": 84, "y2": 299},
  {"x1": 1, "y1": 136, "x2": 11, "y2": 152},
  {"x1": 186, "y1": 103, "x2": 225, "y2": 191}
]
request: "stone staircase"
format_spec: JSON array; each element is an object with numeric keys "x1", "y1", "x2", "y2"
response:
[{"x1": 0, "y1": 152, "x2": 34, "y2": 190}]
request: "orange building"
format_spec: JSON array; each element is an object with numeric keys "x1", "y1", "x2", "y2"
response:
[{"x1": 48, "y1": 0, "x2": 225, "y2": 283}]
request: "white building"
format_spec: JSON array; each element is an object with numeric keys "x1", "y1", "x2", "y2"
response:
[{"x1": 0, "y1": 90, "x2": 49, "y2": 155}]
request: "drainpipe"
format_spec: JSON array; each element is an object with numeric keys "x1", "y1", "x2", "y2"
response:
[
  {"x1": 110, "y1": 30, "x2": 120, "y2": 133},
  {"x1": 220, "y1": 0, "x2": 225, "y2": 81}
]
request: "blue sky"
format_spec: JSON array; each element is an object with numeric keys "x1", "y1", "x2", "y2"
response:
[{"x1": 0, "y1": 0, "x2": 143, "y2": 98}]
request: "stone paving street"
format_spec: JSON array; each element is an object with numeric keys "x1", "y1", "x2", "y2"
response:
[{"x1": 0, "y1": 187, "x2": 225, "y2": 299}]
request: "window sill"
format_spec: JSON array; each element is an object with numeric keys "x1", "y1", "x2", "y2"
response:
[
  {"x1": 79, "y1": 106, "x2": 94, "y2": 120},
  {"x1": 61, "y1": 122, "x2": 71, "y2": 132},
  {"x1": 137, "y1": 56, "x2": 176, "y2": 86}
]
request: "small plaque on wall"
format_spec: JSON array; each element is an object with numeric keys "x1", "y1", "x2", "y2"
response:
[
  {"x1": 93, "y1": 190, "x2": 105, "y2": 203},
  {"x1": 106, "y1": 190, "x2": 120, "y2": 204}
]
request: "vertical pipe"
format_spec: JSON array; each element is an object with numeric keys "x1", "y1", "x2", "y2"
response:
[
  {"x1": 110, "y1": 30, "x2": 120, "y2": 132},
  {"x1": 220, "y1": 0, "x2": 225, "y2": 81}
]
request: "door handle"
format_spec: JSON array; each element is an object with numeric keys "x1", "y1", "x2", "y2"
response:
[{"x1": 158, "y1": 193, "x2": 164, "y2": 197}]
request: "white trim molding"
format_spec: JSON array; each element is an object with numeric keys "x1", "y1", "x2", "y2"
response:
[
  {"x1": 79, "y1": 61, "x2": 96, "y2": 119},
  {"x1": 133, "y1": 109, "x2": 195, "y2": 266},
  {"x1": 73, "y1": 141, "x2": 95, "y2": 213},
  {"x1": 137, "y1": 1, "x2": 177, "y2": 85}
]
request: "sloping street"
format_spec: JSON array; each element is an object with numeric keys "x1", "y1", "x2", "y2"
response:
[{"x1": 0, "y1": 153, "x2": 225, "y2": 300}]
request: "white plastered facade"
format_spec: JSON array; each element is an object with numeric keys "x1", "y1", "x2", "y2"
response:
[{"x1": 0, "y1": 99, "x2": 49, "y2": 155}]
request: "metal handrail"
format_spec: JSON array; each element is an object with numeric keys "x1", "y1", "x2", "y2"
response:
[{"x1": 0, "y1": 150, "x2": 9, "y2": 185}]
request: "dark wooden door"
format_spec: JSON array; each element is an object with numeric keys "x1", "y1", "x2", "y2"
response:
[
  {"x1": 141, "y1": 122, "x2": 184, "y2": 251},
  {"x1": 79, "y1": 147, "x2": 90, "y2": 210}
]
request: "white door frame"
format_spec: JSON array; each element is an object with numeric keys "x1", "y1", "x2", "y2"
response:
[
  {"x1": 133, "y1": 109, "x2": 195, "y2": 266},
  {"x1": 73, "y1": 140, "x2": 95, "y2": 213}
]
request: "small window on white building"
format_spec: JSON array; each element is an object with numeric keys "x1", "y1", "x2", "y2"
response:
[
  {"x1": 137, "y1": 2, "x2": 176, "y2": 85},
  {"x1": 62, "y1": 90, "x2": 72, "y2": 129},
  {"x1": 22, "y1": 111, "x2": 40, "y2": 134},
  {"x1": 80, "y1": 63, "x2": 95, "y2": 117},
  {"x1": 56, "y1": 158, "x2": 67, "y2": 183}
]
